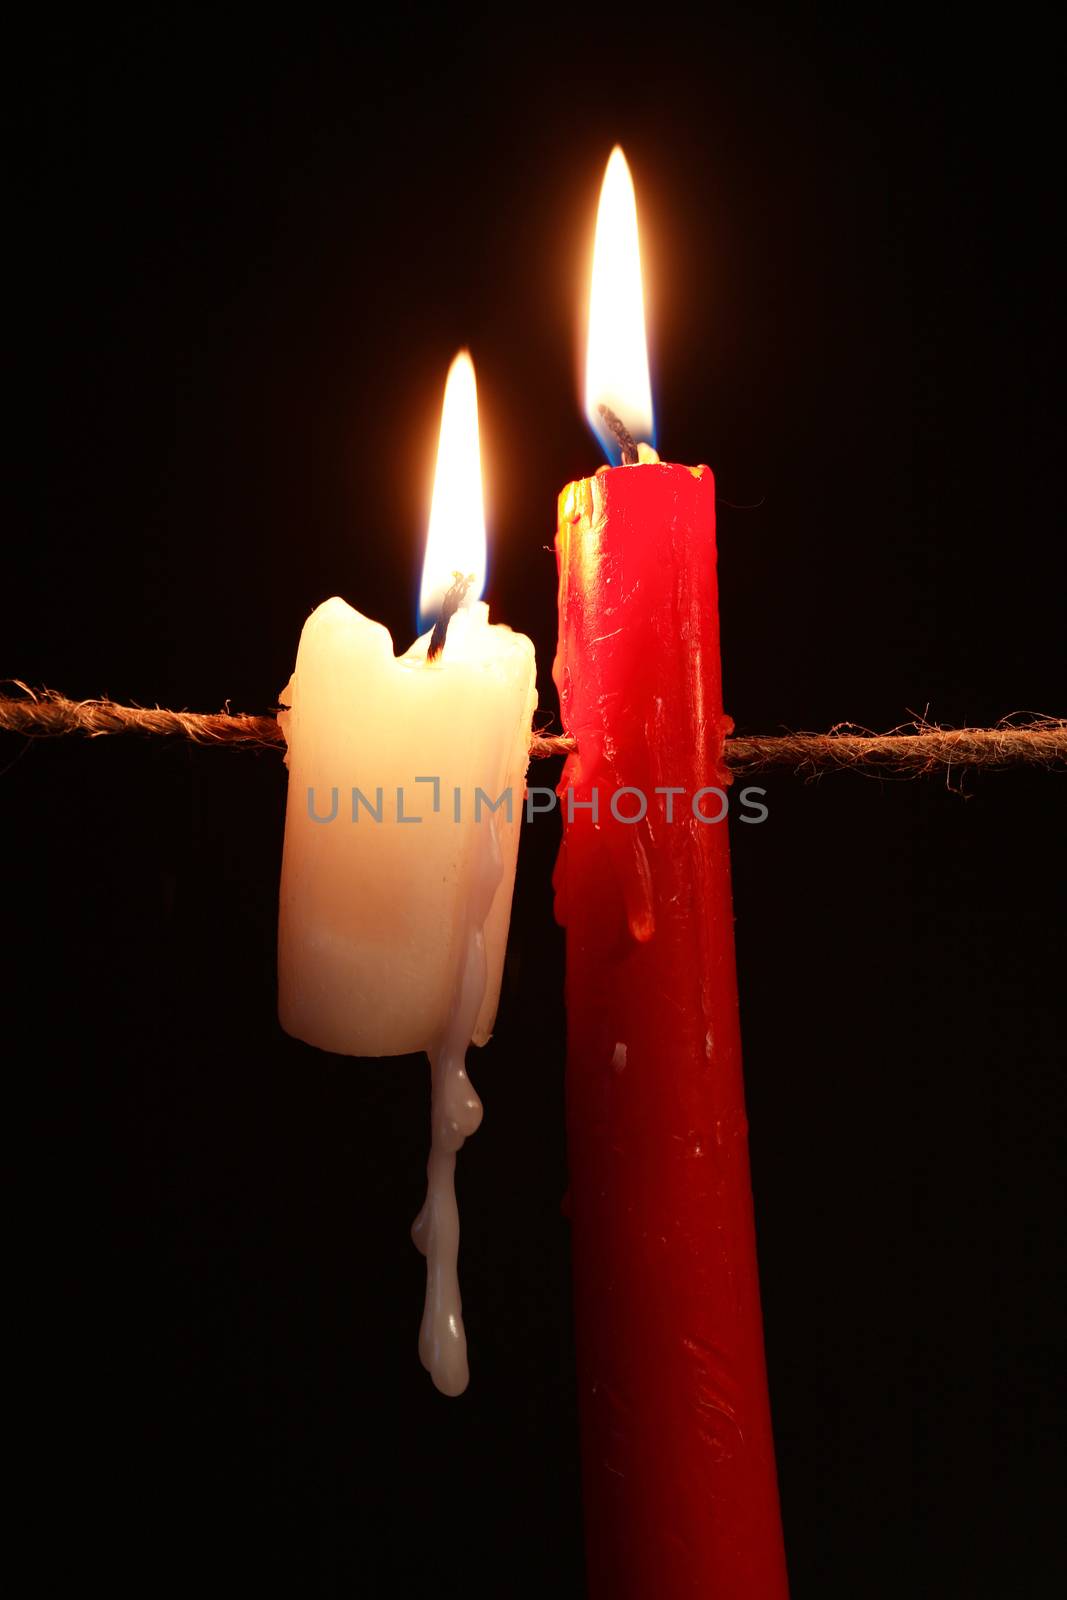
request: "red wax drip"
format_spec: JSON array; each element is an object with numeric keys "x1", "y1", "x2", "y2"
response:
[{"x1": 553, "y1": 462, "x2": 789, "y2": 1599}]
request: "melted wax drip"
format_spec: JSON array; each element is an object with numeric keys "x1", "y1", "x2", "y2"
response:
[{"x1": 411, "y1": 817, "x2": 504, "y2": 1396}]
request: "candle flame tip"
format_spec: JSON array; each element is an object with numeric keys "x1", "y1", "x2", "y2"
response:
[{"x1": 585, "y1": 145, "x2": 654, "y2": 459}]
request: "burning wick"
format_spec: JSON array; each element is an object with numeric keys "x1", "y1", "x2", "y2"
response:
[
  {"x1": 427, "y1": 571, "x2": 475, "y2": 662},
  {"x1": 597, "y1": 403, "x2": 640, "y2": 465}
]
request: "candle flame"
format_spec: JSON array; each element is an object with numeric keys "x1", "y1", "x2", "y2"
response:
[
  {"x1": 584, "y1": 147, "x2": 654, "y2": 461},
  {"x1": 420, "y1": 351, "x2": 487, "y2": 627}
]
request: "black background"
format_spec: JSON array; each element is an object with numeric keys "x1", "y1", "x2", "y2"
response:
[{"x1": 7, "y1": 9, "x2": 1063, "y2": 1597}]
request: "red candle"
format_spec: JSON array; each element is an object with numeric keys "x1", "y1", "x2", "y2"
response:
[{"x1": 553, "y1": 149, "x2": 788, "y2": 1598}]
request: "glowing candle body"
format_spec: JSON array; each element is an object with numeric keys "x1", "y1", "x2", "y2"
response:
[
  {"x1": 553, "y1": 462, "x2": 789, "y2": 1597},
  {"x1": 278, "y1": 598, "x2": 535, "y2": 1057},
  {"x1": 278, "y1": 595, "x2": 536, "y2": 1392}
]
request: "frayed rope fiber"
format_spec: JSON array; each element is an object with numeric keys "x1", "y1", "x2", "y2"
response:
[{"x1": 2, "y1": 686, "x2": 1064, "y2": 777}]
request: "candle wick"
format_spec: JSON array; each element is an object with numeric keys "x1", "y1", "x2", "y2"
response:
[
  {"x1": 597, "y1": 404, "x2": 640, "y2": 465},
  {"x1": 427, "y1": 571, "x2": 474, "y2": 662}
]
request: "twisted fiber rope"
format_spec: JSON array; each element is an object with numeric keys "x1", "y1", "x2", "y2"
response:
[{"x1": 2, "y1": 686, "x2": 1064, "y2": 776}]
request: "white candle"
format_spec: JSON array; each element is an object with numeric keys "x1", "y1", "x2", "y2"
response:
[{"x1": 277, "y1": 355, "x2": 536, "y2": 1395}]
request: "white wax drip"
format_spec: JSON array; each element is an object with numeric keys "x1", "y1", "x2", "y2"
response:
[{"x1": 411, "y1": 815, "x2": 505, "y2": 1396}]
